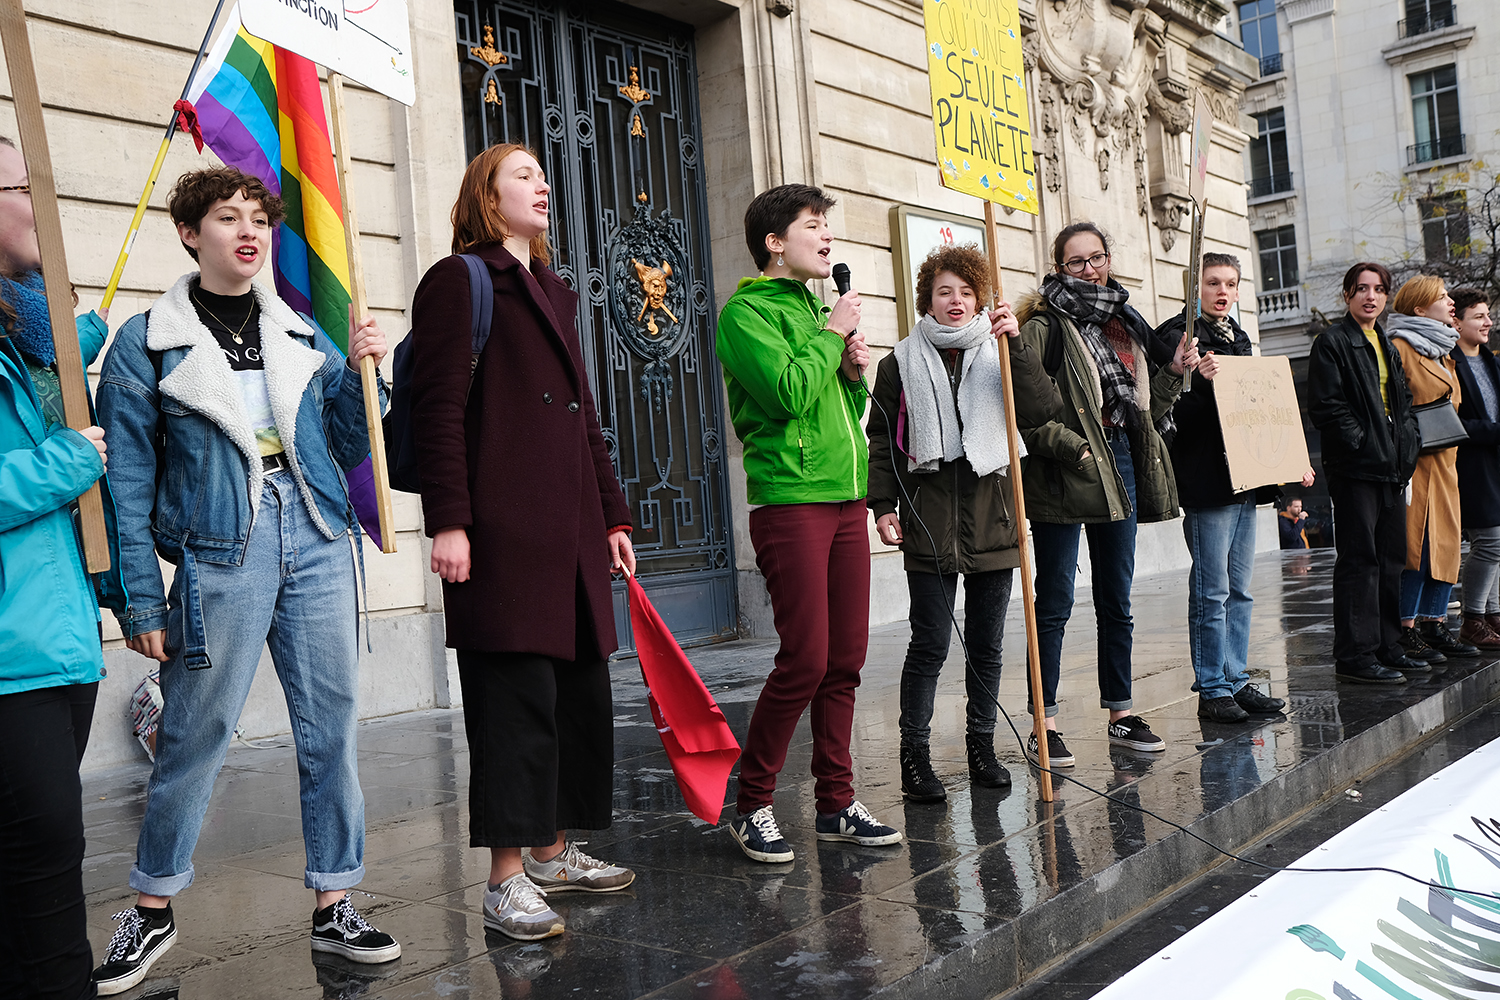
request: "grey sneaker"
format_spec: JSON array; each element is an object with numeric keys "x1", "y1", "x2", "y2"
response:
[
  {"x1": 483, "y1": 873, "x2": 565, "y2": 941},
  {"x1": 523, "y1": 842, "x2": 635, "y2": 893}
]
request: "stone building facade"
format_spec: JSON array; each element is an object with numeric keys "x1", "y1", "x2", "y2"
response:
[
  {"x1": 1237, "y1": 0, "x2": 1495, "y2": 359},
  {"x1": 1, "y1": 0, "x2": 1257, "y2": 771}
]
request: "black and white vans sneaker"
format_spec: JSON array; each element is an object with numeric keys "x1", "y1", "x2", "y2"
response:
[
  {"x1": 1025, "y1": 730, "x2": 1076, "y2": 768},
  {"x1": 311, "y1": 893, "x2": 402, "y2": 963},
  {"x1": 93, "y1": 905, "x2": 177, "y2": 996},
  {"x1": 1107, "y1": 715, "x2": 1166, "y2": 752},
  {"x1": 815, "y1": 800, "x2": 903, "y2": 846}
]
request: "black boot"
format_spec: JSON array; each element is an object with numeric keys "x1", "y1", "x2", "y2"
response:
[
  {"x1": 900, "y1": 741, "x2": 946, "y2": 803},
  {"x1": 966, "y1": 733, "x2": 1012, "y2": 789}
]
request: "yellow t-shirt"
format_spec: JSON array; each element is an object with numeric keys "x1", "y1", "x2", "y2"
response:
[{"x1": 1363, "y1": 328, "x2": 1391, "y2": 416}]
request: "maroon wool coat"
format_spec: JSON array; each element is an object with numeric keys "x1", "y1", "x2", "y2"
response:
[{"x1": 408, "y1": 242, "x2": 630, "y2": 660}]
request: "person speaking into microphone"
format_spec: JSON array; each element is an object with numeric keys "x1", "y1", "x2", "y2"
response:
[{"x1": 715, "y1": 184, "x2": 902, "y2": 865}]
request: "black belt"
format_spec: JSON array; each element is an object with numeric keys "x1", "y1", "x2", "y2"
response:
[{"x1": 262, "y1": 452, "x2": 290, "y2": 472}]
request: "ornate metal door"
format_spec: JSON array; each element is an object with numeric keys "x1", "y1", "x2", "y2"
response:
[{"x1": 454, "y1": 0, "x2": 737, "y2": 650}]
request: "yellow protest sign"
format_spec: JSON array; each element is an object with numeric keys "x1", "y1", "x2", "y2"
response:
[{"x1": 923, "y1": 0, "x2": 1036, "y2": 215}]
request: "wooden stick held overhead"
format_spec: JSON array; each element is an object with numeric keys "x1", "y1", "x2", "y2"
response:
[
  {"x1": 984, "y1": 201, "x2": 1052, "y2": 802},
  {"x1": 326, "y1": 72, "x2": 396, "y2": 554},
  {"x1": 0, "y1": 0, "x2": 110, "y2": 572}
]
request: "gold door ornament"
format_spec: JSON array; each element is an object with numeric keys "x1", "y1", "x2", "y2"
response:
[
  {"x1": 484, "y1": 79, "x2": 502, "y2": 106},
  {"x1": 632, "y1": 259, "x2": 677, "y2": 337},
  {"x1": 470, "y1": 25, "x2": 508, "y2": 67},
  {"x1": 618, "y1": 66, "x2": 652, "y2": 105}
]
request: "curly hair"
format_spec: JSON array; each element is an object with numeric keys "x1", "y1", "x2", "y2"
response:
[
  {"x1": 914, "y1": 243, "x2": 991, "y2": 318},
  {"x1": 167, "y1": 167, "x2": 284, "y2": 261}
]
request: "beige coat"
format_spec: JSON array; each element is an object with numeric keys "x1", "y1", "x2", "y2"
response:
[{"x1": 1395, "y1": 338, "x2": 1462, "y2": 582}]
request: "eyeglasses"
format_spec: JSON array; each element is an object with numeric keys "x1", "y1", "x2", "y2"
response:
[
  {"x1": 0, "y1": 184, "x2": 30, "y2": 193},
  {"x1": 1062, "y1": 252, "x2": 1110, "y2": 275}
]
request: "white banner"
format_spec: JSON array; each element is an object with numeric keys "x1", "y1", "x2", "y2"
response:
[
  {"x1": 1096, "y1": 736, "x2": 1500, "y2": 1000},
  {"x1": 239, "y1": 0, "x2": 415, "y2": 106}
]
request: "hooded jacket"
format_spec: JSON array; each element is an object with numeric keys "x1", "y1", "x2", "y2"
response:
[
  {"x1": 716, "y1": 276, "x2": 868, "y2": 505},
  {"x1": 865, "y1": 334, "x2": 1057, "y2": 575},
  {"x1": 1011, "y1": 291, "x2": 1183, "y2": 525},
  {"x1": 1306, "y1": 313, "x2": 1419, "y2": 484},
  {"x1": 0, "y1": 319, "x2": 124, "y2": 695}
]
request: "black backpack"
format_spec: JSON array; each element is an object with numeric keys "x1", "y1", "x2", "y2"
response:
[{"x1": 383, "y1": 254, "x2": 493, "y2": 493}]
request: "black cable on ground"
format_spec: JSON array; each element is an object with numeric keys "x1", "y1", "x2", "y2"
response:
[{"x1": 861, "y1": 354, "x2": 1499, "y2": 902}]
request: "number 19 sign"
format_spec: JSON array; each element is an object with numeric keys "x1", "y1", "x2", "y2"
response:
[{"x1": 923, "y1": 0, "x2": 1037, "y2": 215}]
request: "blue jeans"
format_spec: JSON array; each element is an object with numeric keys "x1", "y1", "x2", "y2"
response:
[
  {"x1": 1183, "y1": 500, "x2": 1257, "y2": 700},
  {"x1": 131, "y1": 471, "x2": 366, "y2": 896},
  {"x1": 1399, "y1": 536, "x2": 1452, "y2": 619},
  {"x1": 899, "y1": 568, "x2": 1014, "y2": 745},
  {"x1": 1029, "y1": 433, "x2": 1137, "y2": 716}
]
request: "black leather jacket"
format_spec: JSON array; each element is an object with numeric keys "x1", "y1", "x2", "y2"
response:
[{"x1": 1307, "y1": 313, "x2": 1419, "y2": 483}]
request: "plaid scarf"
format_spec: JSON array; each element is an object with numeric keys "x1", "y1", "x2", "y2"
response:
[{"x1": 1041, "y1": 273, "x2": 1142, "y2": 431}]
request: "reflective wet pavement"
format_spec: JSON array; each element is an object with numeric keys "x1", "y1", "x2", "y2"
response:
[{"x1": 81, "y1": 548, "x2": 1500, "y2": 999}]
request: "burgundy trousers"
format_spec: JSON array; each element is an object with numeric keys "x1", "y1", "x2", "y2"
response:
[{"x1": 737, "y1": 499, "x2": 871, "y2": 816}]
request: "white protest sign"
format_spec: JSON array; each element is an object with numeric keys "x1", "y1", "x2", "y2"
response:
[{"x1": 239, "y1": 0, "x2": 415, "y2": 105}]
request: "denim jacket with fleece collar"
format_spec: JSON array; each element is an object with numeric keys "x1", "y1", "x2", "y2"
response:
[{"x1": 97, "y1": 273, "x2": 374, "y2": 640}]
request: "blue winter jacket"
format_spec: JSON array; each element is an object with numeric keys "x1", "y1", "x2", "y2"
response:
[
  {"x1": 0, "y1": 313, "x2": 120, "y2": 695},
  {"x1": 96, "y1": 275, "x2": 375, "y2": 642}
]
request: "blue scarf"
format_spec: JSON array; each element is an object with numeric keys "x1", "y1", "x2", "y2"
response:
[{"x1": 0, "y1": 271, "x2": 56, "y2": 365}]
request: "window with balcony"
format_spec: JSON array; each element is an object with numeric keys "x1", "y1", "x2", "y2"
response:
[
  {"x1": 1249, "y1": 109, "x2": 1293, "y2": 197},
  {"x1": 1419, "y1": 192, "x2": 1470, "y2": 261},
  {"x1": 1409, "y1": 65, "x2": 1464, "y2": 164},
  {"x1": 1257, "y1": 226, "x2": 1299, "y2": 290},
  {"x1": 1237, "y1": 0, "x2": 1282, "y2": 76},
  {"x1": 1400, "y1": 0, "x2": 1457, "y2": 38}
]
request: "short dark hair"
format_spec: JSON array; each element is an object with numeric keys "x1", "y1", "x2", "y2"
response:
[
  {"x1": 743, "y1": 184, "x2": 836, "y2": 271},
  {"x1": 1452, "y1": 286, "x2": 1490, "y2": 321},
  {"x1": 1202, "y1": 252, "x2": 1241, "y2": 277},
  {"x1": 915, "y1": 243, "x2": 990, "y2": 318},
  {"x1": 1341, "y1": 261, "x2": 1392, "y2": 300},
  {"x1": 167, "y1": 167, "x2": 284, "y2": 261}
]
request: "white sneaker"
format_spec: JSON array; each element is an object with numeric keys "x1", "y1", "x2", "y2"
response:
[
  {"x1": 483, "y1": 873, "x2": 565, "y2": 941},
  {"x1": 523, "y1": 842, "x2": 635, "y2": 893}
]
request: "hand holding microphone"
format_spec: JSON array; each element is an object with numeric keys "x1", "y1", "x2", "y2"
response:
[{"x1": 830, "y1": 263, "x2": 869, "y2": 382}]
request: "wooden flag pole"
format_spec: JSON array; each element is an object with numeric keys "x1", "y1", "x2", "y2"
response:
[
  {"x1": 983, "y1": 201, "x2": 1052, "y2": 802},
  {"x1": 0, "y1": 0, "x2": 110, "y2": 572},
  {"x1": 325, "y1": 71, "x2": 396, "y2": 554}
]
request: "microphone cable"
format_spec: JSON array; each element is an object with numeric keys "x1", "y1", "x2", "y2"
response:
[{"x1": 856, "y1": 311, "x2": 1500, "y2": 902}]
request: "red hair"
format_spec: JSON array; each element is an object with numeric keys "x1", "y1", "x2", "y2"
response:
[{"x1": 450, "y1": 143, "x2": 552, "y2": 265}]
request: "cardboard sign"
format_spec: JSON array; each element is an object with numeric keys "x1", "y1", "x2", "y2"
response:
[
  {"x1": 239, "y1": 0, "x2": 415, "y2": 105},
  {"x1": 1188, "y1": 90, "x2": 1213, "y2": 206},
  {"x1": 923, "y1": 0, "x2": 1037, "y2": 214},
  {"x1": 1211, "y1": 355, "x2": 1311, "y2": 493}
]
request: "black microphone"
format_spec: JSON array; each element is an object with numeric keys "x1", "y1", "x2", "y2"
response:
[{"x1": 832, "y1": 262, "x2": 852, "y2": 297}]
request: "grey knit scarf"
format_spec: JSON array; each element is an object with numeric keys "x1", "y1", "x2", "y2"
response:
[
  {"x1": 1386, "y1": 312, "x2": 1459, "y2": 359},
  {"x1": 895, "y1": 311, "x2": 1021, "y2": 477}
]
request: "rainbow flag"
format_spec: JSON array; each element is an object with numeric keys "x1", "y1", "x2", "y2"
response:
[
  {"x1": 182, "y1": 15, "x2": 384, "y2": 544},
  {"x1": 184, "y1": 18, "x2": 353, "y2": 353}
]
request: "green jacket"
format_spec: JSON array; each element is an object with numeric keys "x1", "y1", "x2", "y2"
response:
[
  {"x1": 717, "y1": 276, "x2": 868, "y2": 505},
  {"x1": 1013, "y1": 294, "x2": 1182, "y2": 525}
]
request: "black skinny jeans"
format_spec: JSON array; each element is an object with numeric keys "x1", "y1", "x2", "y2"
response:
[
  {"x1": 899, "y1": 568, "x2": 1014, "y2": 745},
  {"x1": 0, "y1": 682, "x2": 98, "y2": 1000}
]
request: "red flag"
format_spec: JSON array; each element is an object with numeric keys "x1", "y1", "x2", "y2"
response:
[{"x1": 627, "y1": 574, "x2": 740, "y2": 823}]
